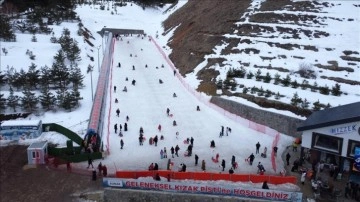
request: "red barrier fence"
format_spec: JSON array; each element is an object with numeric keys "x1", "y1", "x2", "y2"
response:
[{"x1": 116, "y1": 170, "x2": 297, "y2": 185}]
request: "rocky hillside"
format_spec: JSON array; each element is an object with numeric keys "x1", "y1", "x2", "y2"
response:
[{"x1": 163, "y1": 0, "x2": 360, "y2": 117}]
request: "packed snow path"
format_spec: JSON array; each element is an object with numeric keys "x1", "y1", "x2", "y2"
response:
[{"x1": 100, "y1": 35, "x2": 285, "y2": 175}]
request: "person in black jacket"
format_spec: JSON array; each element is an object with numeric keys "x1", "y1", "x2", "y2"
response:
[
  {"x1": 221, "y1": 159, "x2": 226, "y2": 171},
  {"x1": 262, "y1": 181, "x2": 269, "y2": 189}
]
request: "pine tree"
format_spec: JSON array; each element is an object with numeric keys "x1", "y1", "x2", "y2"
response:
[
  {"x1": 263, "y1": 72, "x2": 272, "y2": 83},
  {"x1": 257, "y1": 86, "x2": 264, "y2": 96},
  {"x1": 291, "y1": 80, "x2": 299, "y2": 88},
  {"x1": 216, "y1": 79, "x2": 223, "y2": 89},
  {"x1": 290, "y1": 92, "x2": 302, "y2": 107},
  {"x1": 331, "y1": 83, "x2": 342, "y2": 96},
  {"x1": 7, "y1": 87, "x2": 19, "y2": 112},
  {"x1": 0, "y1": 93, "x2": 7, "y2": 112},
  {"x1": 238, "y1": 67, "x2": 246, "y2": 78},
  {"x1": 21, "y1": 87, "x2": 38, "y2": 112},
  {"x1": 31, "y1": 34, "x2": 37, "y2": 42},
  {"x1": 26, "y1": 63, "x2": 40, "y2": 90},
  {"x1": 311, "y1": 82, "x2": 318, "y2": 92},
  {"x1": 0, "y1": 71, "x2": 6, "y2": 89},
  {"x1": 319, "y1": 85, "x2": 330, "y2": 95},
  {"x1": 67, "y1": 40, "x2": 81, "y2": 66},
  {"x1": 51, "y1": 50, "x2": 70, "y2": 90},
  {"x1": 250, "y1": 86, "x2": 257, "y2": 94},
  {"x1": 40, "y1": 65, "x2": 52, "y2": 88},
  {"x1": 62, "y1": 91, "x2": 73, "y2": 111},
  {"x1": 312, "y1": 100, "x2": 321, "y2": 111},
  {"x1": 39, "y1": 85, "x2": 56, "y2": 111},
  {"x1": 246, "y1": 71, "x2": 254, "y2": 79},
  {"x1": 275, "y1": 92, "x2": 281, "y2": 100},
  {"x1": 69, "y1": 65, "x2": 84, "y2": 88},
  {"x1": 242, "y1": 87, "x2": 248, "y2": 94},
  {"x1": 58, "y1": 28, "x2": 72, "y2": 54},
  {"x1": 301, "y1": 98, "x2": 310, "y2": 109},
  {"x1": 273, "y1": 73, "x2": 281, "y2": 85},
  {"x1": 56, "y1": 88, "x2": 66, "y2": 109},
  {"x1": 281, "y1": 75, "x2": 291, "y2": 87},
  {"x1": 69, "y1": 85, "x2": 83, "y2": 109},
  {"x1": 265, "y1": 90, "x2": 272, "y2": 98},
  {"x1": 301, "y1": 79, "x2": 309, "y2": 90},
  {"x1": 255, "y1": 69, "x2": 262, "y2": 81}
]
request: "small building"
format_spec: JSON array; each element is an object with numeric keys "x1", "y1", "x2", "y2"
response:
[
  {"x1": 27, "y1": 141, "x2": 48, "y2": 165},
  {"x1": 297, "y1": 102, "x2": 360, "y2": 183},
  {"x1": 0, "y1": 120, "x2": 43, "y2": 141}
]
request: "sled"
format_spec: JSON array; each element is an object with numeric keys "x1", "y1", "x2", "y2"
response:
[
  {"x1": 169, "y1": 114, "x2": 173, "y2": 118},
  {"x1": 183, "y1": 140, "x2": 189, "y2": 144},
  {"x1": 211, "y1": 157, "x2": 219, "y2": 163},
  {"x1": 184, "y1": 151, "x2": 189, "y2": 157}
]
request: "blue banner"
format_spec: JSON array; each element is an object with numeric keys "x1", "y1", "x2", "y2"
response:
[{"x1": 354, "y1": 147, "x2": 360, "y2": 172}]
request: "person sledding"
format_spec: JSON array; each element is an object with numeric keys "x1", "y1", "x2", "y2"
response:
[
  {"x1": 257, "y1": 162, "x2": 266, "y2": 175},
  {"x1": 261, "y1": 147, "x2": 267, "y2": 158},
  {"x1": 123, "y1": 86, "x2": 127, "y2": 92},
  {"x1": 173, "y1": 120, "x2": 177, "y2": 126},
  {"x1": 132, "y1": 79, "x2": 136, "y2": 86},
  {"x1": 159, "y1": 79, "x2": 163, "y2": 84},
  {"x1": 246, "y1": 153, "x2": 255, "y2": 165},
  {"x1": 212, "y1": 153, "x2": 219, "y2": 163},
  {"x1": 210, "y1": 140, "x2": 216, "y2": 148}
]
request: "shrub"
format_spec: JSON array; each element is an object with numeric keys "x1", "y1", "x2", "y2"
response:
[
  {"x1": 298, "y1": 62, "x2": 317, "y2": 79},
  {"x1": 242, "y1": 87, "x2": 248, "y2": 94},
  {"x1": 319, "y1": 85, "x2": 330, "y2": 95}
]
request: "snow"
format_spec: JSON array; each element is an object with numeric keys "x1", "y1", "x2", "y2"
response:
[{"x1": 2, "y1": 0, "x2": 358, "y2": 192}]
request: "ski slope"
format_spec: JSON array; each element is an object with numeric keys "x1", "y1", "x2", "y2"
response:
[{"x1": 96, "y1": 35, "x2": 293, "y2": 175}]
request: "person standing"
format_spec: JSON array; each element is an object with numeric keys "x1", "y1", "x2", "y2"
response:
[
  {"x1": 87, "y1": 157, "x2": 94, "y2": 169},
  {"x1": 262, "y1": 181, "x2": 269, "y2": 189},
  {"x1": 286, "y1": 153, "x2": 291, "y2": 166},
  {"x1": 97, "y1": 162, "x2": 102, "y2": 176},
  {"x1": 201, "y1": 160, "x2": 206, "y2": 171},
  {"x1": 171, "y1": 146, "x2": 175, "y2": 158},
  {"x1": 102, "y1": 165, "x2": 107, "y2": 177},
  {"x1": 153, "y1": 135, "x2": 158, "y2": 146},
  {"x1": 158, "y1": 124, "x2": 161, "y2": 132},
  {"x1": 116, "y1": 108, "x2": 120, "y2": 117},
  {"x1": 195, "y1": 154, "x2": 199, "y2": 166},
  {"x1": 190, "y1": 137, "x2": 194, "y2": 145},
  {"x1": 114, "y1": 86, "x2": 117, "y2": 92},
  {"x1": 256, "y1": 142, "x2": 261, "y2": 154},
  {"x1": 175, "y1": 145, "x2": 180, "y2": 157},
  {"x1": 221, "y1": 159, "x2": 226, "y2": 171},
  {"x1": 249, "y1": 153, "x2": 255, "y2": 165},
  {"x1": 120, "y1": 139, "x2": 124, "y2": 149},
  {"x1": 273, "y1": 146, "x2": 278, "y2": 157},
  {"x1": 163, "y1": 147, "x2": 167, "y2": 158},
  {"x1": 166, "y1": 108, "x2": 170, "y2": 116},
  {"x1": 301, "y1": 172, "x2": 306, "y2": 185},
  {"x1": 124, "y1": 122, "x2": 128, "y2": 131},
  {"x1": 114, "y1": 124, "x2": 118, "y2": 134},
  {"x1": 160, "y1": 149, "x2": 164, "y2": 159},
  {"x1": 231, "y1": 155, "x2": 236, "y2": 167}
]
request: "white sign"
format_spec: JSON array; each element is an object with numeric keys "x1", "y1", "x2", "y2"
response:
[{"x1": 103, "y1": 178, "x2": 302, "y2": 201}]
